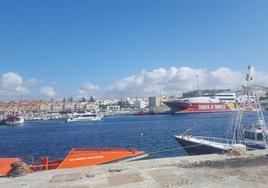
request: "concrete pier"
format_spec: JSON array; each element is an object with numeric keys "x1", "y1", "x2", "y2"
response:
[{"x1": 1, "y1": 150, "x2": 268, "y2": 188}]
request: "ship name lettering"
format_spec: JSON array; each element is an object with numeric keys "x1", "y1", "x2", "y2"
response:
[
  {"x1": 198, "y1": 105, "x2": 210, "y2": 110},
  {"x1": 214, "y1": 105, "x2": 226, "y2": 110}
]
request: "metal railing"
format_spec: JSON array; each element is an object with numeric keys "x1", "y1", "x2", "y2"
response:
[
  {"x1": 193, "y1": 135, "x2": 264, "y2": 146},
  {"x1": 193, "y1": 136, "x2": 235, "y2": 145}
]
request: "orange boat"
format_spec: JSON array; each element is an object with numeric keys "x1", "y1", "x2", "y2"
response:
[
  {"x1": 0, "y1": 158, "x2": 21, "y2": 176},
  {"x1": 0, "y1": 148, "x2": 148, "y2": 176}
]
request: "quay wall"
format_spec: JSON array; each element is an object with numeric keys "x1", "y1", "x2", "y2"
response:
[{"x1": 1, "y1": 150, "x2": 268, "y2": 188}]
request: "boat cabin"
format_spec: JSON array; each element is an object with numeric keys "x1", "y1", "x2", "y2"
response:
[{"x1": 244, "y1": 128, "x2": 265, "y2": 141}]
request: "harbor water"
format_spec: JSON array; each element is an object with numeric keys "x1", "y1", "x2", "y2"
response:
[{"x1": 0, "y1": 112, "x2": 267, "y2": 160}]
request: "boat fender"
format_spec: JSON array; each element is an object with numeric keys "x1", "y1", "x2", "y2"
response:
[{"x1": 228, "y1": 144, "x2": 246, "y2": 156}]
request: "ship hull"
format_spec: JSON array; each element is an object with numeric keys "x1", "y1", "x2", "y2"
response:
[
  {"x1": 175, "y1": 136, "x2": 229, "y2": 155},
  {"x1": 164, "y1": 101, "x2": 234, "y2": 114},
  {"x1": 0, "y1": 148, "x2": 148, "y2": 176},
  {"x1": 66, "y1": 114, "x2": 103, "y2": 123},
  {"x1": 66, "y1": 116, "x2": 102, "y2": 123},
  {"x1": 5, "y1": 119, "x2": 24, "y2": 125}
]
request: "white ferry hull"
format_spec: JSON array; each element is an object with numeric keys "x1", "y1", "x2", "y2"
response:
[
  {"x1": 66, "y1": 116, "x2": 103, "y2": 123},
  {"x1": 5, "y1": 118, "x2": 24, "y2": 125}
]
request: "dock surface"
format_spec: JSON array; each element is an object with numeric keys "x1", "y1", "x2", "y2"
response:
[{"x1": 1, "y1": 150, "x2": 268, "y2": 188}]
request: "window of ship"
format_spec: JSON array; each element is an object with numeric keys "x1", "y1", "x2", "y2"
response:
[
  {"x1": 257, "y1": 133, "x2": 263, "y2": 140},
  {"x1": 245, "y1": 131, "x2": 256, "y2": 140},
  {"x1": 252, "y1": 133, "x2": 256, "y2": 140},
  {"x1": 82, "y1": 114, "x2": 96, "y2": 117},
  {"x1": 245, "y1": 131, "x2": 249, "y2": 139},
  {"x1": 219, "y1": 98, "x2": 235, "y2": 101},
  {"x1": 216, "y1": 95, "x2": 235, "y2": 97}
]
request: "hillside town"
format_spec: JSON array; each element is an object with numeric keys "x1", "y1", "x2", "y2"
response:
[{"x1": 0, "y1": 96, "x2": 148, "y2": 120}]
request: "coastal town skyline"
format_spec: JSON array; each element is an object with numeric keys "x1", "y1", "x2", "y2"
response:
[{"x1": 1, "y1": 0, "x2": 268, "y2": 99}]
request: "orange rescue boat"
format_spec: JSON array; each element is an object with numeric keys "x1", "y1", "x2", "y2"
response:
[
  {"x1": 0, "y1": 158, "x2": 21, "y2": 176},
  {"x1": 0, "y1": 148, "x2": 148, "y2": 176}
]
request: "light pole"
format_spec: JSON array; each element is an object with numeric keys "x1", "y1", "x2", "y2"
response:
[
  {"x1": 196, "y1": 74, "x2": 200, "y2": 96},
  {"x1": 158, "y1": 82, "x2": 162, "y2": 112}
]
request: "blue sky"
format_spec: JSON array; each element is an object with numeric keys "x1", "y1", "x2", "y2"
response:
[{"x1": 0, "y1": 0, "x2": 268, "y2": 99}]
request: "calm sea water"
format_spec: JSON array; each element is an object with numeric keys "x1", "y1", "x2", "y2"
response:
[{"x1": 0, "y1": 112, "x2": 267, "y2": 160}]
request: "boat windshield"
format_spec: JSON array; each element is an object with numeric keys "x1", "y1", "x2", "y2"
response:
[{"x1": 245, "y1": 131, "x2": 263, "y2": 141}]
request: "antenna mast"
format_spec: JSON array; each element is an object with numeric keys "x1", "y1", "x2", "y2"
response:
[{"x1": 247, "y1": 65, "x2": 268, "y2": 149}]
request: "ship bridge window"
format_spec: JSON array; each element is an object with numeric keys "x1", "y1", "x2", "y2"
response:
[
  {"x1": 219, "y1": 98, "x2": 235, "y2": 101},
  {"x1": 82, "y1": 115, "x2": 96, "y2": 117},
  {"x1": 257, "y1": 133, "x2": 263, "y2": 141},
  {"x1": 245, "y1": 131, "x2": 256, "y2": 140},
  {"x1": 245, "y1": 132, "x2": 249, "y2": 139},
  {"x1": 216, "y1": 95, "x2": 235, "y2": 97}
]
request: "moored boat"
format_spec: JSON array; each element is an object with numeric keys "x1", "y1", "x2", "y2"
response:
[
  {"x1": 0, "y1": 158, "x2": 21, "y2": 176},
  {"x1": 0, "y1": 148, "x2": 148, "y2": 177},
  {"x1": 175, "y1": 135, "x2": 233, "y2": 155},
  {"x1": 175, "y1": 127, "x2": 268, "y2": 155},
  {"x1": 65, "y1": 111, "x2": 103, "y2": 123},
  {"x1": 164, "y1": 92, "x2": 238, "y2": 113},
  {"x1": 5, "y1": 115, "x2": 24, "y2": 125},
  {"x1": 164, "y1": 92, "x2": 256, "y2": 114}
]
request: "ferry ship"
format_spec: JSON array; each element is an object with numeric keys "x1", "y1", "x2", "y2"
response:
[
  {"x1": 65, "y1": 111, "x2": 103, "y2": 123},
  {"x1": 164, "y1": 92, "x2": 240, "y2": 113}
]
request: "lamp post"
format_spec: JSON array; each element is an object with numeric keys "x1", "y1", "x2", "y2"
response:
[{"x1": 196, "y1": 74, "x2": 200, "y2": 96}]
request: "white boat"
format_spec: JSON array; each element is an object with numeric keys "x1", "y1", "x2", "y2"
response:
[
  {"x1": 175, "y1": 135, "x2": 234, "y2": 155},
  {"x1": 5, "y1": 115, "x2": 24, "y2": 125},
  {"x1": 244, "y1": 127, "x2": 268, "y2": 149},
  {"x1": 66, "y1": 112, "x2": 103, "y2": 123},
  {"x1": 175, "y1": 65, "x2": 268, "y2": 155}
]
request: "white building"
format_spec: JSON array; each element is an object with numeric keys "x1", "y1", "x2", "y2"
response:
[{"x1": 132, "y1": 99, "x2": 147, "y2": 109}]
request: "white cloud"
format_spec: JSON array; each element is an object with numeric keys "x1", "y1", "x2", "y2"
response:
[
  {"x1": 83, "y1": 82, "x2": 99, "y2": 91},
  {"x1": 40, "y1": 86, "x2": 56, "y2": 97},
  {"x1": 2, "y1": 72, "x2": 23, "y2": 88},
  {"x1": 209, "y1": 68, "x2": 243, "y2": 88},
  {"x1": 106, "y1": 67, "x2": 204, "y2": 97},
  {"x1": 252, "y1": 70, "x2": 268, "y2": 87},
  {"x1": 0, "y1": 72, "x2": 30, "y2": 96},
  {"x1": 75, "y1": 82, "x2": 100, "y2": 98},
  {"x1": 24, "y1": 78, "x2": 39, "y2": 88},
  {"x1": 103, "y1": 66, "x2": 268, "y2": 97}
]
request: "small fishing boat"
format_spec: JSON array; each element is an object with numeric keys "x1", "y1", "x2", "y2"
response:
[
  {"x1": 244, "y1": 127, "x2": 268, "y2": 149},
  {"x1": 5, "y1": 115, "x2": 24, "y2": 125},
  {"x1": 175, "y1": 66, "x2": 268, "y2": 155},
  {"x1": 0, "y1": 148, "x2": 148, "y2": 177},
  {"x1": 175, "y1": 135, "x2": 234, "y2": 155}
]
